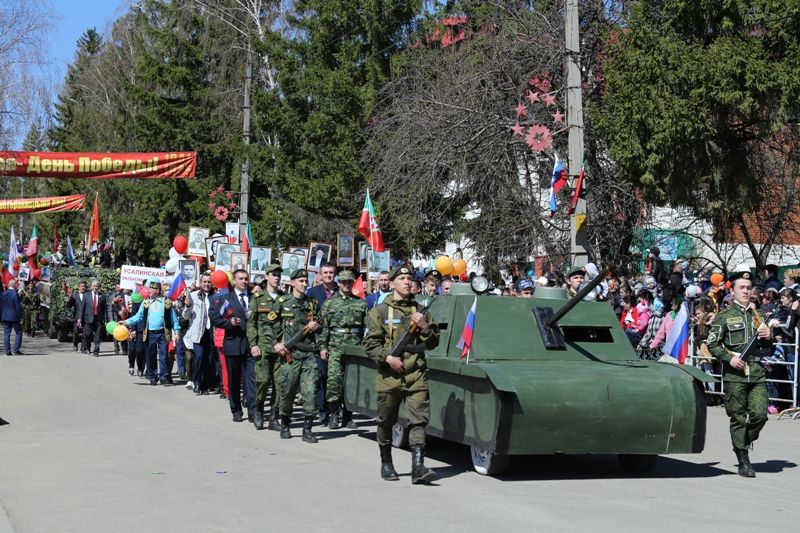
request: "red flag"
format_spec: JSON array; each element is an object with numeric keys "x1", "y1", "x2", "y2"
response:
[
  {"x1": 88, "y1": 193, "x2": 100, "y2": 251},
  {"x1": 240, "y1": 221, "x2": 253, "y2": 254},
  {"x1": 567, "y1": 167, "x2": 585, "y2": 216},
  {"x1": 357, "y1": 189, "x2": 385, "y2": 252},
  {"x1": 352, "y1": 274, "x2": 365, "y2": 299}
]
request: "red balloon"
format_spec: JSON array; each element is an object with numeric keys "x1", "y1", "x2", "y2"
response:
[
  {"x1": 211, "y1": 270, "x2": 229, "y2": 289},
  {"x1": 173, "y1": 235, "x2": 188, "y2": 255},
  {"x1": 32, "y1": 268, "x2": 41, "y2": 280}
]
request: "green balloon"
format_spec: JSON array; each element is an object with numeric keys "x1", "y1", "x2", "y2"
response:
[
  {"x1": 106, "y1": 321, "x2": 118, "y2": 335},
  {"x1": 131, "y1": 293, "x2": 143, "y2": 304}
]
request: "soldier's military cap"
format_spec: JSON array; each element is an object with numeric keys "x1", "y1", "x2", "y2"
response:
[
  {"x1": 390, "y1": 264, "x2": 414, "y2": 280},
  {"x1": 265, "y1": 263, "x2": 282, "y2": 274},
  {"x1": 424, "y1": 268, "x2": 442, "y2": 280},
  {"x1": 728, "y1": 271, "x2": 752, "y2": 283},
  {"x1": 338, "y1": 269, "x2": 356, "y2": 282},
  {"x1": 290, "y1": 268, "x2": 308, "y2": 280},
  {"x1": 565, "y1": 265, "x2": 585, "y2": 278}
]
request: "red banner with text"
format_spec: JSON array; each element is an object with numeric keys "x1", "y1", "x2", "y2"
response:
[
  {"x1": 0, "y1": 194, "x2": 86, "y2": 214},
  {"x1": 0, "y1": 151, "x2": 196, "y2": 179}
]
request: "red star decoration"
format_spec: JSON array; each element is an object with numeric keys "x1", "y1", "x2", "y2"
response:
[
  {"x1": 526, "y1": 90, "x2": 539, "y2": 104},
  {"x1": 543, "y1": 93, "x2": 556, "y2": 107},
  {"x1": 552, "y1": 109, "x2": 564, "y2": 124},
  {"x1": 511, "y1": 122, "x2": 525, "y2": 136},
  {"x1": 514, "y1": 102, "x2": 528, "y2": 117},
  {"x1": 525, "y1": 124, "x2": 553, "y2": 152}
]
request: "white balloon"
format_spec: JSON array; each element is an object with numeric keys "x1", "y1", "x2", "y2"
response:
[
  {"x1": 168, "y1": 247, "x2": 180, "y2": 259},
  {"x1": 165, "y1": 257, "x2": 180, "y2": 273}
]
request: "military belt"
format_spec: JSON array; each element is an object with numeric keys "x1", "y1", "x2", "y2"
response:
[
  {"x1": 403, "y1": 343, "x2": 426, "y2": 354},
  {"x1": 333, "y1": 327, "x2": 362, "y2": 334}
]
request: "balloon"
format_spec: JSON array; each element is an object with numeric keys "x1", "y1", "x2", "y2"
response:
[
  {"x1": 211, "y1": 270, "x2": 229, "y2": 289},
  {"x1": 106, "y1": 321, "x2": 118, "y2": 334},
  {"x1": 710, "y1": 273, "x2": 724, "y2": 286},
  {"x1": 168, "y1": 247, "x2": 180, "y2": 260},
  {"x1": 39, "y1": 257, "x2": 48, "y2": 266},
  {"x1": 131, "y1": 293, "x2": 143, "y2": 304},
  {"x1": 173, "y1": 235, "x2": 188, "y2": 255},
  {"x1": 32, "y1": 268, "x2": 41, "y2": 280},
  {"x1": 164, "y1": 257, "x2": 180, "y2": 273},
  {"x1": 452, "y1": 258, "x2": 467, "y2": 276},
  {"x1": 113, "y1": 324, "x2": 130, "y2": 342},
  {"x1": 434, "y1": 256, "x2": 453, "y2": 276},
  {"x1": 459, "y1": 272, "x2": 469, "y2": 282}
]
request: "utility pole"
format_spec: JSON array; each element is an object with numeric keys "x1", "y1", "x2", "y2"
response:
[
  {"x1": 566, "y1": 0, "x2": 588, "y2": 267},
  {"x1": 240, "y1": 42, "x2": 252, "y2": 225}
]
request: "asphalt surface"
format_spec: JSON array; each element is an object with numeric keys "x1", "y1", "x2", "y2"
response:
[{"x1": 1, "y1": 334, "x2": 799, "y2": 533}]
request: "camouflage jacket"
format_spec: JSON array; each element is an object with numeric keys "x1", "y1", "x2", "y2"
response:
[
  {"x1": 269, "y1": 293, "x2": 321, "y2": 356},
  {"x1": 707, "y1": 301, "x2": 771, "y2": 382},
  {"x1": 247, "y1": 289, "x2": 284, "y2": 355},
  {"x1": 319, "y1": 291, "x2": 367, "y2": 353}
]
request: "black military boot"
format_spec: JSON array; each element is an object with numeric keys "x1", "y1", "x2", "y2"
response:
[
  {"x1": 380, "y1": 444, "x2": 399, "y2": 481},
  {"x1": 280, "y1": 415, "x2": 292, "y2": 439},
  {"x1": 735, "y1": 449, "x2": 756, "y2": 478},
  {"x1": 342, "y1": 408, "x2": 358, "y2": 430},
  {"x1": 267, "y1": 405, "x2": 281, "y2": 431},
  {"x1": 253, "y1": 402, "x2": 264, "y2": 430},
  {"x1": 328, "y1": 402, "x2": 341, "y2": 429},
  {"x1": 302, "y1": 415, "x2": 318, "y2": 443},
  {"x1": 410, "y1": 445, "x2": 438, "y2": 484}
]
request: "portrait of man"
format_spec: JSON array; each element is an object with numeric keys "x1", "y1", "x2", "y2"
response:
[
  {"x1": 281, "y1": 252, "x2": 303, "y2": 282},
  {"x1": 230, "y1": 252, "x2": 248, "y2": 274},
  {"x1": 225, "y1": 222, "x2": 240, "y2": 244},
  {"x1": 368, "y1": 249, "x2": 391, "y2": 280},
  {"x1": 337, "y1": 234, "x2": 354, "y2": 266},
  {"x1": 188, "y1": 227, "x2": 210, "y2": 256},
  {"x1": 307, "y1": 242, "x2": 331, "y2": 272},
  {"x1": 205, "y1": 235, "x2": 227, "y2": 265},
  {"x1": 40, "y1": 266, "x2": 52, "y2": 282},
  {"x1": 17, "y1": 266, "x2": 30, "y2": 282},
  {"x1": 216, "y1": 243, "x2": 239, "y2": 270},
  {"x1": 178, "y1": 260, "x2": 198, "y2": 287},
  {"x1": 290, "y1": 247, "x2": 308, "y2": 259},
  {"x1": 358, "y1": 242, "x2": 369, "y2": 273},
  {"x1": 250, "y1": 247, "x2": 271, "y2": 273}
]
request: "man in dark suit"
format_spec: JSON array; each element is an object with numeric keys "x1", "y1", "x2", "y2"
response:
[
  {"x1": 212, "y1": 268, "x2": 255, "y2": 422},
  {"x1": 82, "y1": 280, "x2": 107, "y2": 356},
  {"x1": 1, "y1": 280, "x2": 24, "y2": 355},
  {"x1": 305, "y1": 261, "x2": 339, "y2": 424},
  {"x1": 67, "y1": 281, "x2": 88, "y2": 352}
]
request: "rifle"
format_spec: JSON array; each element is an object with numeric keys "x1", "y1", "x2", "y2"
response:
[
  {"x1": 387, "y1": 296, "x2": 437, "y2": 358},
  {"x1": 282, "y1": 310, "x2": 316, "y2": 363},
  {"x1": 733, "y1": 312, "x2": 769, "y2": 377}
]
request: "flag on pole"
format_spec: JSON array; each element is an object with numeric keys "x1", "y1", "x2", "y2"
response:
[
  {"x1": 549, "y1": 156, "x2": 568, "y2": 217},
  {"x1": 352, "y1": 274, "x2": 365, "y2": 299},
  {"x1": 663, "y1": 302, "x2": 690, "y2": 364},
  {"x1": 167, "y1": 272, "x2": 187, "y2": 301},
  {"x1": 66, "y1": 235, "x2": 75, "y2": 266},
  {"x1": 357, "y1": 189, "x2": 385, "y2": 252},
  {"x1": 8, "y1": 226, "x2": 18, "y2": 267},
  {"x1": 455, "y1": 297, "x2": 477, "y2": 361},
  {"x1": 27, "y1": 225, "x2": 39, "y2": 256},
  {"x1": 567, "y1": 167, "x2": 585, "y2": 216},
  {"x1": 88, "y1": 192, "x2": 100, "y2": 251},
  {"x1": 240, "y1": 221, "x2": 254, "y2": 254}
]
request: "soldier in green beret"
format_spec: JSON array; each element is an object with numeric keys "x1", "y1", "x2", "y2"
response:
[
  {"x1": 273, "y1": 268, "x2": 322, "y2": 443},
  {"x1": 247, "y1": 264, "x2": 284, "y2": 431},
  {"x1": 319, "y1": 269, "x2": 367, "y2": 429},
  {"x1": 707, "y1": 270, "x2": 772, "y2": 477},
  {"x1": 565, "y1": 265, "x2": 585, "y2": 298},
  {"x1": 363, "y1": 264, "x2": 440, "y2": 484}
]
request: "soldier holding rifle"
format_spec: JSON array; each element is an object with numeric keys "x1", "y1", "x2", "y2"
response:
[{"x1": 363, "y1": 264, "x2": 440, "y2": 484}]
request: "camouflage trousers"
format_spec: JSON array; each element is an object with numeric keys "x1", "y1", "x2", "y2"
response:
[
  {"x1": 255, "y1": 352, "x2": 281, "y2": 404},
  {"x1": 724, "y1": 380, "x2": 768, "y2": 450},
  {"x1": 279, "y1": 353, "x2": 319, "y2": 417},
  {"x1": 325, "y1": 349, "x2": 345, "y2": 404},
  {"x1": 376, "y1": 373, "x2": 429, "y2": 448},
  {"x1": 22, "y1": 308, "x2": 36, "y2": 335}
]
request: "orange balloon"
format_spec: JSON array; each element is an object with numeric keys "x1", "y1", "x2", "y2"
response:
[
  {"x1": 434, "y1": 256, "x2": 453, "y2": 276},
  {"x1": 451, "y1": 258, "x2": 467, "y2": 276},
  {"x1": 113, "y1": 324, "x2": 130, "y2": 342},
  {"x1": 710, "y1": 273, "x2": 724, "y2": 286}
]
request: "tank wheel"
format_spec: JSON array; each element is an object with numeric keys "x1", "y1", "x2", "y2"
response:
[
  {"x1": 48, "y1": 322, "x2": 58, "y2": 339},
  {"x1": 470, "y1": 445, "x2": 509, "y2": 476},
  {"x1": 391, "y1": 423, "x2": 409, "y2": 449},
  {"x1": 618, "y1": 454, "x2": 658, "y2": 474},
  {"x1": 57, "y1": 326, "x2": 68, "y2": 343}
]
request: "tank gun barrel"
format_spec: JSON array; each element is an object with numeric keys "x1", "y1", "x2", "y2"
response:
[{"x1": 545, "y1": 266, "x2": 611, "y2": 328}]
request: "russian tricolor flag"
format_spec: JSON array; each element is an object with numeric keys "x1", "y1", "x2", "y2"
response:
[
  {"x1": 663, "y1": 302, "x2": 690, "y2": 364},
  {"x1": 166, "y1": 272, "x2": 186, "y2": 301},
  {"x1": 549, "y1": 155, "x2": 568, "y2": 217},
  {"x1": 456, "y1": 297, "x2": 477, "y2": 360}
]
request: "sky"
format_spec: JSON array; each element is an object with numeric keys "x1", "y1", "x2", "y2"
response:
[{"x1": 48, "y1": 0, "x2": 128, "y2": 82}]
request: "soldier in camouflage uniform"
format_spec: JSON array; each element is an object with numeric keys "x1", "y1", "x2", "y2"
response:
[
  {"x1": 363, "y1": 264, "x2": 440, "y2": 484},
  {"x1": 246, "y1": 264, "x2": 284, "y2": 431},
  {"x1": 319, "y1": 269, "x2": 367, "y2": 429},
  {"x1": 20, "y1": 282, "x2": 40, "y2": 337},
  {"x1": 707, "y1": 270, "x2": 773, "y2": 478},
  {"x1": 272, "y1": 269, "x2": 322, "y2": 443}
]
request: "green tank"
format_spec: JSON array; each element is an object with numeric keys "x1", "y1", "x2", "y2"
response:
[{"x1": 342, "y1": 274, "x2": 713, "y2": 476}]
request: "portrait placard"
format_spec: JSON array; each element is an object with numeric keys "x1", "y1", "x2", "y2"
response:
[
  {"x1": 337, "y1": 234, "x2": 354, "y2": 266},
  {"x1": 307, "y1": 241, "x2": 332, "y2": 272},
  {"x1": 188, "y1": 227, "x2": 210, "y2": 257}
]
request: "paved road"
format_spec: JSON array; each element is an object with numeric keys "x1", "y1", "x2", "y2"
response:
[{"x1": 1, "y1": 335, "x2": 799, "y2": 533}]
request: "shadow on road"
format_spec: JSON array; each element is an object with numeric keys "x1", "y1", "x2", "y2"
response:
[
  {"x1": 0, "y1": 416, "x2": 8, "y2": 426},
  {"x1": 753, "y1": 460, "x2": 797, "y2": 473}
]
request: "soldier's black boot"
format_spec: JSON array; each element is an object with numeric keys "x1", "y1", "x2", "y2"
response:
[
  {"x1": 280, "y1": 415, "x2": 292, "y2": 439},
  {"x1": 410, "y1": 445, "x2": 438, "y2": 484},
  {"x1": 267, "y1": 405, "x2": 281, "y2": 431},
  {"x1": 253, "y1": 402, "x2": 264, "y2": 430},
  {"x1": 342, "y1": 408, "x2": 358, "y2": 430},
  {"x1": 328, "y1": 402, "x2": 341, "y2": 429},
  {"x1": 735, "y1": 449, "x2": 756, "y2": 478},
  {"x1": 380, "y1": 444, "x2": 399, "y2": 481},
  {"x1": 302, "y1": 415, "x2": 318, "y2": 443}
]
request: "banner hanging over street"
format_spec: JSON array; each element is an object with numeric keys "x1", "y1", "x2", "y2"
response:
[
  {"x1": 0, "y1": 151, "x2": 196, "y2": 179},
  {"x1": 0, "y1": 194, "x2": 86, "y2": 214}
]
